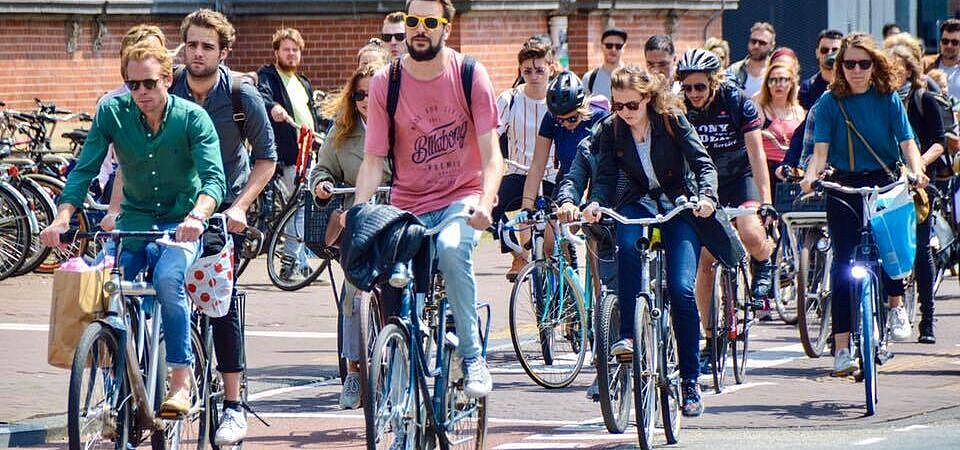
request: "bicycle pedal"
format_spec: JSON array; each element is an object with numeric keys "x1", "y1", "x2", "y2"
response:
[
  {"x1": 157, "y1": 410, "x2": 186, "y2": 420},
  {"x1": 877, "y1": 349, "x2": 895, "y2": 365},
  {"x1": 615, "y1": 354, "x2": 633, "y2": 363}
]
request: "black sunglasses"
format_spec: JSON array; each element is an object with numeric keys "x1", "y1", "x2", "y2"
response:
[
  {"x1": 611, "y1": 101, "x2": 642, "y2": 112},
  {"x1": 749, "y1": 38, "x2": 770, "y2": 47},
  {"x1": 604, "y1": 42, "x2": 624, "y2": 50},
  {"x1": 352, "y1": 90, "x2": 369, "y2": 101},
  {"x1": 942, "y1": 38, "x2": 960, "y2": 47},
  {"x1": 681, "y1": 83, "x2": 708, "y2": 93},
  {"x1": 819, "y1": 46, "x2": 840, "y2": 55},
  {"x1": 382, "y1": 33, "x2": 405, "y2": 43},
  {"x1": 125, "y1": 78, "x2": 160, "y2": 91},
  {"x1": 556, "y1": 115, "x2": 579, "y2": 124},
  {"x1": 841, "y1": 59, "x2": 873, "y2": 71}
]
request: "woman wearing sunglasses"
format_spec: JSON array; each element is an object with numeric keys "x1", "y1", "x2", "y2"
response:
[
  {"x1": 310, "y1": 62, "x2": 392, "y2": 410},
  {"x1": 559, "y1": 65, "x2": 742, "y2": 417},
  {"x1": 800, "y1": 33, "x2": 929, "y2": 375},
  {"x1": 755, "y1": 62, "x2": 806, "y2": 193}
]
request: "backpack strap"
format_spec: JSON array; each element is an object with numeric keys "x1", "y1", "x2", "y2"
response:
[
  {"x1": 588, "y1": 69, "x2": 598, "y2": 93},
  {"x1": 386, "y1": 59, "x2": 403, "y2": 179},
  {"x1": 230, "y1": 76, "x2": 247, "y2": 135},
  {"x1": 461, "y1": 55, "x2": 476, "y2": 113}
]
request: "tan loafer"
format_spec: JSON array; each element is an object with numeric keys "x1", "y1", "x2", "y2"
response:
[{"x1": 159, "y1": 389, "x2": 191, "y2": 418}]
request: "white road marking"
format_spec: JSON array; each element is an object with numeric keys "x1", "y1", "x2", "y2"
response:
[
  {"x1": 853, "y1": 437, "x2": 887, "y2": 446},
  {"x1": 246, "y1": 378, "x2": 340, "y2": 401},
  {"x1": 702, "y1": 381, "x2": 777, "y2": 396},
  {"x1": 495, "y1": 443, "x2": 585, "y2": 449},
  {"x1": 894, "y1": 424, "x2": 930, "y2": 432},
  {"x1": 527, "y1": 433, "x2": 634, "y2": 441},
  {"x1": 0, "y1": 322, "x2": 335, "y2": 339},
  {"x1": 0, "y1": 323, "x2": 49, "y2": 331},
  {"x1": 254, "y1": 411, "x2": 582, "y2": 427}
]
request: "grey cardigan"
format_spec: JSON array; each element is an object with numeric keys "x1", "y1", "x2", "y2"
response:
[{"x1": 309, "y1": 120, "x2": 391, "y2": 208}]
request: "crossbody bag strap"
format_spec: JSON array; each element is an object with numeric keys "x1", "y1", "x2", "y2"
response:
[{"x1": 837, "y1": 99, "x2": 897, "y2": 179}]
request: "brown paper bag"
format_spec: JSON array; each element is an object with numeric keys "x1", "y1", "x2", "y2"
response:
[{"x1": 47, "y1": 269, "x2": 109, "y2": 369}]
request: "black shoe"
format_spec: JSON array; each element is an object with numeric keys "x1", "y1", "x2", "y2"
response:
[
  {"x1": 751, "y1": 258, "x2": 776, "y2": 304},
  {"x1": 698, "y1": 339, "x2": 714, "y2": 375},
  {"x1": 681, "y1": 381, "x2": 704, "y2": 417},
  {"x1": 918, "y1": 320, "x2": 936, "y2": 344}
]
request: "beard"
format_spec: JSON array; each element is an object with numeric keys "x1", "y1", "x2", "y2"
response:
[
  {"x1": 749, "y1": 51, "x2": 768, "y2": 62},
  {"x1": 277, "y1": 59, "x2": 299, "y2": 72},
  {"x1": 407, "y1": 36, "x2": 444, "y2": 62},
  {"x1": 187, "y1": 61, "x2": 219, "y2": 79}
]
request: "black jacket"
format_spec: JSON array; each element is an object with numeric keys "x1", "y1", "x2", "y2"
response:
[
  {"x1": 340, "y1": 203, "x2": 426, "y2": 292},
  {"x1": 587, "y1": 110, "x2": 745, "y2": 268},
  {"x1": 256, "y1": 64, "x2": 319, "y2": 166}
]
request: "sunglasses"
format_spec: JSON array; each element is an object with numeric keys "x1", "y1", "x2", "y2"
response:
[
  {"x1": 404, "y1": 15, "x2": 448, "y2": 30},
  {"x1": 352, "y1": 90, "x2": 368, "y2": 101},
  {"x1": 125, "y1": 78, "x2": 160, "y2": 91},
  {"x1": 749, "y1": 38, "x2": 770, "y2": 47},
  {"x1": 841, "y1": 59, "x2": 873, "y2": 71},
  {"x1": 819, "y1": 46, "x2": 840, "y2": 54},
  {"x1": 611, "y1": 100, "x2": 644, "y2": 112},
  {"x1": 767, "y1": 76, "x2": 793, "y2": 86},
  {"x1": 382, "y1": 33, "x2": 405, "y2": 43},
  {"x1": 556, "y1": 115, "x2": 580, "y2": 124},
  {"x1": 604, "y1": 42, "x2": 624, "y2": 50},
  {"x1": 521, "y1": 66, "x2": 547, "y2": 76},
  {"x1": 942, "y1": 38, "x2": 960, "y2": 47},
  {"x1": 681, "y1": 83, "x2": 708, "y2": 93}
]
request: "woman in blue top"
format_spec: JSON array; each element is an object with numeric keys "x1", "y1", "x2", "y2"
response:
[{"x1": 800, "y1": 33, "x2": 929, "y2": 376}]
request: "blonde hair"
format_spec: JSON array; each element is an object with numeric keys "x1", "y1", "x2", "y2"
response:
[
  {"x1": 322, "y1": 63, "x2": 384, "y2": 148},
  {"x1": 755, "y1": 62, "x2": 799, "y2": 109},
  {"x1": 357, "y1": 38, "x2": 390, "y2": 66},
  {"x1": 121, "y1": 25, "x2": 166, "y2": 55},
  {"x1": 831, "y1": 32, "x2": 902, "y2": 98},
  {"x1": 927, "y1": 68, "x2": 949, "y2": 94},
  {"x1": 704, "y1": 37, "x2": 730, "y2": 67},
  {"x1": 121, "y1": 41, "x2": 173, "y2": 80},
  {"x1": 611, "y1": 64, "x2": 686, "y2": 115},
  {"x1": 272, "y1": 28, "x2": 305, "y2": 51},
  {"x1": 180, "y1": 9, "x2": 236, "y2": 51},
  {"x1": 888, "y1": 46, "x2": 923, "y2": 90},
  {"x1": 883, "y1": 32, "x2": 924, "y2": 64}
]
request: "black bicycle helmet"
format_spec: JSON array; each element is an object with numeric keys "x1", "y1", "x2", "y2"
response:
[
  {"x1": 677, "y1": 48, "x2": 721, "y2": 76},
  {"x1": 546, "y1": 71, "x2": 585, "y2": 116}
]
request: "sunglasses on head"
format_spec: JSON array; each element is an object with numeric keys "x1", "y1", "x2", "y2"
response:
[
  {"x1": 767, "y1": 76, "x2": 793, "y2": 86},
  {"x1": 382, "y1": 33, "x2": 405, "y2": 43},
  {"x1": 681, "y1": 83, "x2": 708, "y2": 93},
  {"x1": 819, "y1": 46, "x2": 840, "y2": 54},
  {"x1": 749, "y1": 38, "x2": 770, "y2": 47},
  {"x1": 604, "y1": 42, "x2": 624, "y2": 50},
  {"x1": 404, "y1": 15, "x2": 448, "y2": 30},
  {"x1": 125, "y1": 79, "x2": 160, "y2": 91},
  {"x1": 352, "y1": 90, "x2": 369, "y2": 101},
  {"x1": 942, "y1": 38, "x2": 960, "y2": 47},
  {"x1": 841, "y1": 59, "x2": 873, "y2": 71},
  {"x1": 611, "y1": 100, "x2": 643, "y2": 112}
]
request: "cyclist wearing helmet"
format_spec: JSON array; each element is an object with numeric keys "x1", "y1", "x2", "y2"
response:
[
  {"x1": 676, "y1": 48, "x2": 777, "y2": 374},
  {"x1": 520, "y1": 71, "x2": 610, "y2": 212}
]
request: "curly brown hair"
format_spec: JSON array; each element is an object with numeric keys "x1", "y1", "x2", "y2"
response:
[
  {"x1": 611, "y1": 64, "x2": 686, "y2": 115},
  {"x1": 322, "y1": 63, "x2": 385, "y2": 148},
  {"x1": 830, "y1": 32, "x2": 902, "y2": 98}
]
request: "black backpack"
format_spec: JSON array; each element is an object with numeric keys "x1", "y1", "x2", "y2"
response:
[
  {"x1": 173, "y1": 66, "x2": 250, "y2": 134},
  {"x1": 386, "y1": 55, "x2": 477, "y2": 176},
  {"x1": 913, "y1": 88, "x2": 958, "y2": 174}
]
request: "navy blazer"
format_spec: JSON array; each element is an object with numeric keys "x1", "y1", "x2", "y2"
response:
[{"x1": 256, "y1": 64, "x2": 319, "y2": 166}]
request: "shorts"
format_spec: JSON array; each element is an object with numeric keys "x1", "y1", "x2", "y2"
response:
[{"x1": 718, "y1": 173, "x2": 761, "y2": 208}]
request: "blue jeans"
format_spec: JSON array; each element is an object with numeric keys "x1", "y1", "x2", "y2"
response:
[
  {"x1": 118, "y1": 223, "x2": 200, "y2": 368},
  {"x1": 615, "y1": 200, "x2": 703, "y2": 382}
]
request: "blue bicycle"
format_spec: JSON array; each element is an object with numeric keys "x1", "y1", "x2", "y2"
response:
[{"x1": 363, "y1": 212, "x2": 490, "y2": 450}]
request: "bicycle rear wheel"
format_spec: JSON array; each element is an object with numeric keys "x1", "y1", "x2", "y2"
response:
[
  {"x1": 439, "y1": 347, "x2": 487, "y2": 450},
  {"x1": 13, "y1": 176, "x2": 55, "y2": 275},
  {"x1": 509, "y1": 261, "x2": 588, "y2": 389},
  {"x1": 659, "y1": 312, "x2": 681, "y2": 445},
  {"x1": 0, "y1": 184, "x2": 30, "y2": 281},
  {"x1": 731, "y1": 265, "x2": 753, "y2": 385},
  {"x1": 773, "y1": 228, "x2": 799, "y2": 325},
  {"x1": 797, "y1": 245, "x2": 832, "y2": 358},
  {"x1": 710, "y1": 268, "x2": 732, "y2": 394},
  {"x1": 595, "y1": 293, "x2": 631, "y2": 434},
  {"x1": 365, "y1": 323, "x2": 417, "y2": 450},
  {"x1": 266, "y1": 201, "x2": 328, "y2": 291},
  {"x1": 67, "y1": 321, "x2": 131, "y2": 450},
  {"x1": 632, "y1": 299, "x2": 657, "y2": 450}
]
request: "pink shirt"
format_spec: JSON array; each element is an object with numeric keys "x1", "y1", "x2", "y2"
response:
[{"x1": 365, "y1": 50, "x2": 499, "y2": 215}]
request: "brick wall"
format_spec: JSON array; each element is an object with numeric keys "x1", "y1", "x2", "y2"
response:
[{"x1": 0, "y1": 10, "x2": 721, "y2": 113}]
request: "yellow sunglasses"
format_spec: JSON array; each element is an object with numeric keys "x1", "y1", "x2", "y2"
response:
[{"x1": 404, "y1": 15, "x2": 449, "y2": 30}]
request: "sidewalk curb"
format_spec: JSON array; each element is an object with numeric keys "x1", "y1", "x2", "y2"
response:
[{"x1": 0, "y1": 415, "x2": 66, "y2": 448}]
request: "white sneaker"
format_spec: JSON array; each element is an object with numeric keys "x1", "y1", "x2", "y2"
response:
[
  {"x1": 339, "y1": 372, "x2": 362, "y2": 410},
  {"x1": 214, "y1": 407, "x2": 247, "y2": 445},
  {"x1": 833, "y1": 348, "x2": 857, "y2": 376},
  {"x1": 888, "y1": 306, "x2": 912, "y2": 342},
  {"x1": 463, "y1": 357, "x2": 492, "y2": 398}
]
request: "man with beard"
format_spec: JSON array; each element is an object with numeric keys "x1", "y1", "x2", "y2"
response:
[
  {"x1": 924, "y1": 19, "x2": 960, "y2": 96},
  {"x1": 170, "y1": 9, "x2": 277, "y2": 445},
  {"x1": 726, "y1": 22, "x2": 776, "y2": 98},
  {"x1": 799, "y1": 29, "x2": 843, "y2": 110},
  {"x1": 352, "y1": 0, "x2": 503, "y2": 400},
  {"x1": 257, "y1": 28, "x2": 319, "y2": 281},
  {"x1": 382, "y1": 11, "x2": 407, "y2": 60}
]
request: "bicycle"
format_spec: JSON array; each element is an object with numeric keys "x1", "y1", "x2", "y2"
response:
[
  {"x1": 0, "y1": 146, "x2": 34, "y2": 280},
  {"x1": 591, "y1": 201, "x2": 691, "y2": 448},
  {"x1": 705, "y1": 206, "x2": 759, "y2": 394},
  {"x1": 364, "y1": 211, "x2": 490, "y2": 450},
  {"x1": 0, "y1": 159, "x2": 56, "y2": 275},
  {"x1": 500, "y1": 200, "x2": 589, "y2": 389},
  {"x1": 62, "y1": 229, "x2": 209, "y2": 450},
  {"x1": 814, "y1": 177, "x2": 909, "y2": 416}
]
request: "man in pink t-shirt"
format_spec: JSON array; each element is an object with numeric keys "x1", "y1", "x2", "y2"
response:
[{"x1": 353, "y1": 0, "x2": 503, "y2": 399}]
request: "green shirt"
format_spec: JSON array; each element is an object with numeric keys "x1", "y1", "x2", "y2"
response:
[{"x1": 61, "y1": 93, "x2": 225, "y2": 235}]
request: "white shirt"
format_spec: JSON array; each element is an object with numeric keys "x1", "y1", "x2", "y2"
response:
[
  {"x1": 940, "y1": 63, "x2": 960, "y2": 97},
  {"x1": 497, "y1": 88, "x2": 557, "y2": 182},
  {"x1": 744, "y1": 72, "x2": 763, "y2": 99},
  {"x1": 635, "y1": 131, "x2": 660, "y2": 190}
]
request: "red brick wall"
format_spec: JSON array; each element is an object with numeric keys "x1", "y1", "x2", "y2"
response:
[{"x1": 0, "y1": 10, "x2": 721, "y2": 113}]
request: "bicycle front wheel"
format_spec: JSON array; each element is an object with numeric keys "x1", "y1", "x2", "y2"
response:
[
  {"x1": 509, "y1": 260, "x2": 588, "y2": 389},
  {"x1": 797, "y1": 245, "x2": 832, "y2": 358},
  {"x1": 438, "y1": 348, "x2": 487, "y2": 450},
  {"x1": 659, "y1": 312, "x2": 681, "y2": 445},
  {"x1": 266, "y1": 202, "x2": 328, "y2": 291},
  {"x1": 0, "y1": 184, "x2": 31, "y2": 281},
  {"x1": 709, "y1": 268, "x2": 732, "y2": 394},
  {"x1": 595, "y1": 293, "x2": 631, "y2": 434},
  {"x1": 857, "y1": 278, "x2": 880, "y2": 416},
  {"x1": 632, "y1": 299, "x2": 657, "y2": 450},
  {"x1": 773, "y1": 228, "x2": 799, "y2": 325},
  {"x1": 68, "y1": 321, "x2": 131, "y2": 450},
  {"x1": 365, "y1": 323, "x2": 417, "y2": 450},
  {"x1": 731, "y1": 265, "x2": 753, "y2": 385}
]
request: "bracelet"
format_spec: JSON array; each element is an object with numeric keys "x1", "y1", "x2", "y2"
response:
[{"x1": 187, "y1": 211, "x2": 207, "y2": 221}]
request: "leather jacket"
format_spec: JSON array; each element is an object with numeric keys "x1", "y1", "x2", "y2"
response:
[{"x1": 340, "y1": 203, "x2": 425, "y2": 291}]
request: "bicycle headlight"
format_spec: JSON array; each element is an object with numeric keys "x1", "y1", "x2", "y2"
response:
[{"x1": 851, "y1": 265, "x2": 869, "y2": 280}]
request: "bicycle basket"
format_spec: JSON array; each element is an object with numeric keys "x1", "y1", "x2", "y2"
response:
[
  {"x1": 775, "y1": 182, "x2": 825, "y2": 213},
  {"x1": 870, "y1": 184, "x2": 917, "y2": 280},
  {"x1": 304, "y1": 192, "x2": 343, "y2": 260}
]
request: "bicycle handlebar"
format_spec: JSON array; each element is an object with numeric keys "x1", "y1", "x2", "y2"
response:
[
  {"x1": 59, "y1": 229, "x2": 173, "y2": 244},
  {"x1": 285, "y1": 117, "x2": 323, "y2": 141},
  {"x1": 597, "y1": 197, "x2": 698, "y2": 226},
  {"x1": 324, "y1": 186, "x2": 391, "y2": 196},
  {"x1": 815, "y1": 178, "x2": 908, "y2": 196},
  {"x1": 505, "y1": 159, "x2": 530, "y2": 173},
  {"x1": 723, "y1": 206, "x2": 759, "y2": 219}
]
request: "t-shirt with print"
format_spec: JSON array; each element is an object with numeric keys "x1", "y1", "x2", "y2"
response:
[
  {"x1": 365, "y1": 50, "x2": 499, "y2": 216},
  {"x1": 498, "y1": 88, "x2": 556, "y2": 182},
  {"x1": 539, "y1": 105, "x2": 609, "y2": 180},
  {"x1": 685, "y1": 81, "x2": 762, "y2": 184}
]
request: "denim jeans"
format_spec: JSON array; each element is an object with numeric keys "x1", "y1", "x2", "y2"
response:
[
  {"x1": 615, "y1": 200, "x2": 703, "y2": 382},
  {"x1": 118, "y1": 223, "x2": 200, "y2": 368},
  {"x1": 491, "y1": 173, "x2": 555, "y2": 253},
  {"x1": 340, "y1": 281, "x2": 362, "y2": 362},
  {"x1": 278, "y1": 165, "x2": 307, "y2": 266}
]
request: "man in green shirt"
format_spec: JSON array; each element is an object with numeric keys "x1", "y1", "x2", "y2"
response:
[{"x1": 40, "y1": 41, "x2": 226, "y2": 416}]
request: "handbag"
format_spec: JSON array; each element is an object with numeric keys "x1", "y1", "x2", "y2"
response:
[
  {"x1": 184, "y1": 225, "x2": 234, "y2": 318},
  {"x1": 47, "y1": 267, "x2": 109, "y2": 368},
  {"x1": 837, "y1": 100, "x2": 930, "y2": 221}
]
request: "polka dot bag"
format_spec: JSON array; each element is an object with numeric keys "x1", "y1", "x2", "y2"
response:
[{"x1": 184, "y1": 229, "x2": 234, "y2": 318}]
